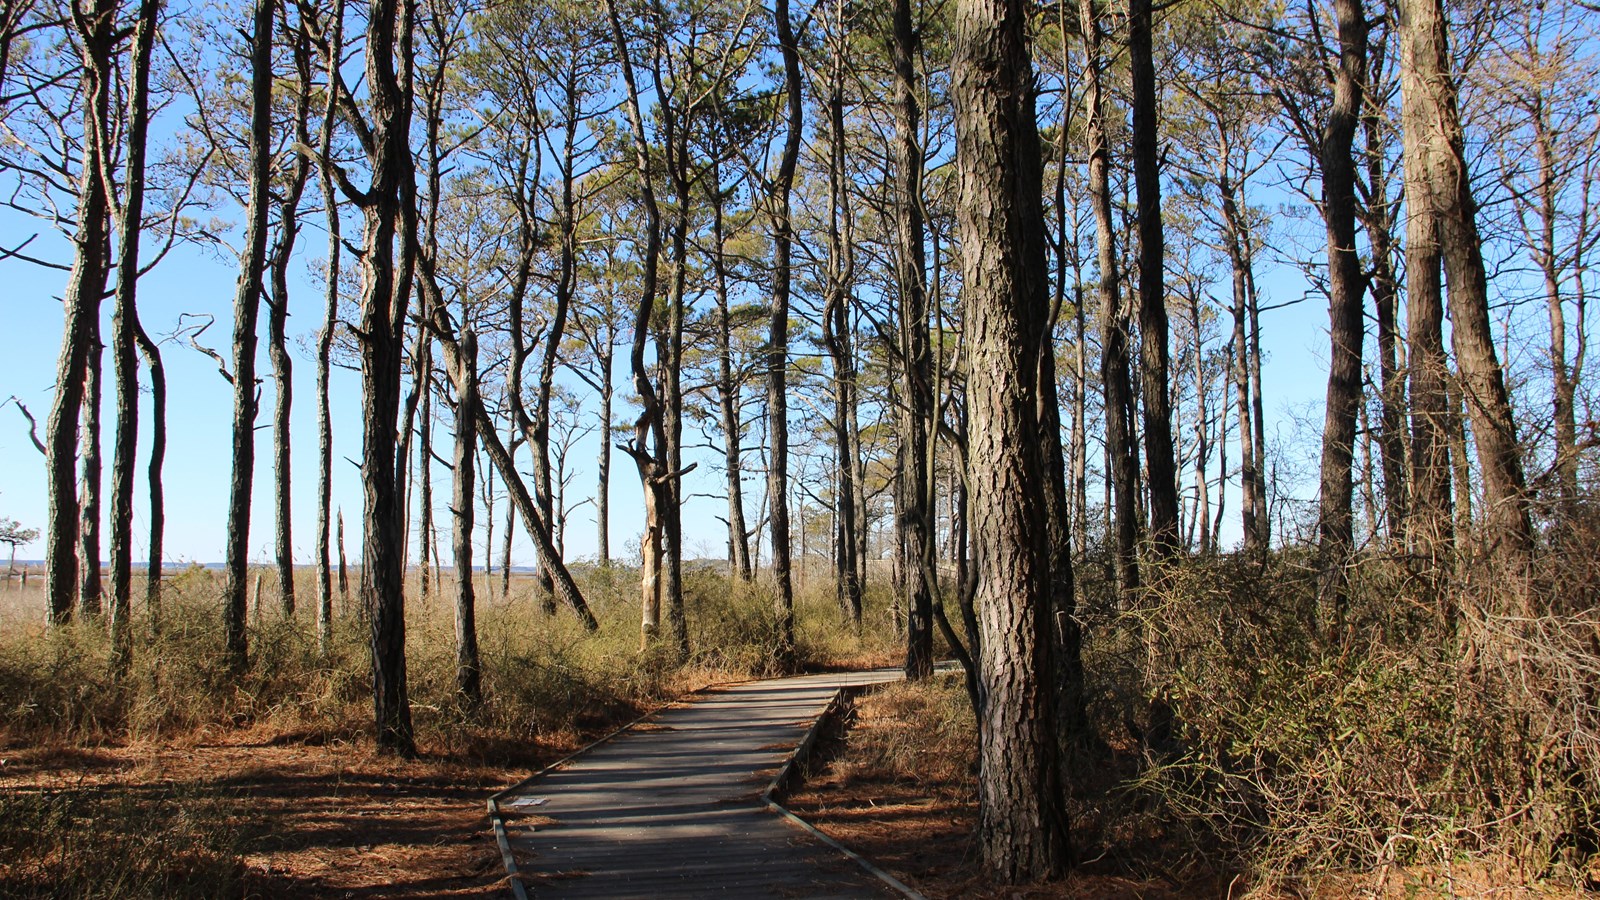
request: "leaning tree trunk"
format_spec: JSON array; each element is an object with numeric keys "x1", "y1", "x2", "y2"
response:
[
  {"x1": 222, "y1": 0, "x2": 277, "y2": 672},
  {"x1": 531, "y1": 116, "x2": 581, "y2": 606},
  {"x1": 951, "y1": 0, "x2": 1072, "y2": 877}
]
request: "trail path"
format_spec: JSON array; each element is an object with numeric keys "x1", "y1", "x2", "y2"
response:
[{"x1": 495, "y1": 669, "x2": 908, "y2": 899}]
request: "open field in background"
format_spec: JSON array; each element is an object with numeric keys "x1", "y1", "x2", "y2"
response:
[{"x1": 0, "y1": 562, "x2": 903, "y2": 898}]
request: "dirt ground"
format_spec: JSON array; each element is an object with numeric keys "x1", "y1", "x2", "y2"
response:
[{"x1": 0, "y1": 730, "x2": 562, "y2": 898}]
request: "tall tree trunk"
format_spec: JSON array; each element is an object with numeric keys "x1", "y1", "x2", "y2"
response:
[
  {"x1": 662, "y1": 121, "x2": 691, "y2": 662},
  {"x1": 1072, "y1": 292, "x2": 1089, "y2": 552},
  {"x1": 268, "y1": 38, "x2": 312, "y2": 618},
  {"x1": 134, "y1": 320, "x2": 165, "y2": 632},
  {"x1": 1399, "y1": 0, "x2": 1533, "y2": 566},
  {"x1": 603, "y1": 0, "x2": 669, "y2": 650},
  {"x1": 1248, "y1": 242, "x2": 1268, "y2": 545},
  {"x1": 952, "y1": 0, "x2": 1072, "y2": 876},
  {"x1": 1187, "y1": 288, "x2": 1212, "y2": 555},
  {"x1": 768, "y1": 0, "x2": 803, "y2": 664},
  {"x1": 79, "y1": 320, "x2": 103, "y2": 618},
  {"x1": 337, "y1": 508, "x2": 348, "y2": 598},
  {"x1": 1217, "y1": 165, "x2": 1260, "y2": 553},
  {"x1": 314, "y1": 0, "x2": 345, "y2": 653},
  {"x1": 106, "y1": 0, "x2": 160, "y2": 665},
  {"x1": 1447, "y1": 375, "x2": 1474, "y2": 542},
  {"x1": 500, "y1": 490, "x2": 514, "y2": 597},
  {"x1": 1361, "y1": 31, "x2": 1408, "y2": 543},
  {"x1": 44, "y1": 38, "x2": 107, "y2": 620},
  {"x1": 223, "y1": 0, "x2": 276, "y2": 672},
  {"x1": 710, "y1": 160, "x2": 751, "y2": 580},
  {"x1": 892, "y1": 0, "x2": 933, "y2": 675},
  {"x1": 1315, "y1": 0, "x2": 1368, "y2": 631},
  {"x1": 597, "y1": 338, "x2": 612, "y2": 568},
  {"x1": 1532, "y1": 90, "x2": 1578, "y2": 507},
  {"x1": 1080, "y1": 0, "x2": 1139, "y2": 595},
  {"x1": 107, "y1": 0, "x2": 159, "y2": 669},
  {"x1": 415, "y1": 40, "x2": 449, "y2": 608},
  {"x1": 822, "y1": 17, "x2": 860, "y2": 621},
  {"x1": 354, "y1": 0, "x2": 418, "y2": 756},
  {"x1": 451, "y1": 330, "x2": 481, "y2": 709},
  {"x1": 1401, "y1": 2, "x2": 1454, "y2": 562},
  {"x1": 1128, "y1": 0, "x2": 1179, "y2": 560},
  {"x1": 417, "y1": 342, "x2": 433, "y2": 602}
]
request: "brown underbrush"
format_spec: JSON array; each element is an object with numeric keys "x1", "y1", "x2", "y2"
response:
[{"x1": 791, "y1": 526, "x2": 1600, "y2": 897}]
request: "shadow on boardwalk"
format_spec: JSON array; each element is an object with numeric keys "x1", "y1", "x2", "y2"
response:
[{"x1": 498, "y1": 670, "x2": 906, "y2": 899}]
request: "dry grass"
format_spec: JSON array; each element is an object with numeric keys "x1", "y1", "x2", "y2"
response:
[{"x1": 0, "y1": 560, "x2": 897, "y2": 898}]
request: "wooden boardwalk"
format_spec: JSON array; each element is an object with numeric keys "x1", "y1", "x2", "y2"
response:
[{"x1": 495, "y1": 669, "x2": 909, "y2": 899}]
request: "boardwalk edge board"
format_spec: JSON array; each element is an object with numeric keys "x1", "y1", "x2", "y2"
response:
[
  {"x1": 761, "y1": 685, "x2": 928, "y2": 900},
  {"x1": 486, "y1": 679, "x2": 730, "y2": 900},
  {"x1": 485, "y1": 670, "x2": 927, "y2": 899}
]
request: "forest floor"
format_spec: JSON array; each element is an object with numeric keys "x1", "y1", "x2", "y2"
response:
[
  {"x1": 0, "y1": 730, "x2": 555, "y2": 897},
  {"x1": 783, "y1": 721, "x2": 1210, "y2": 899}
]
